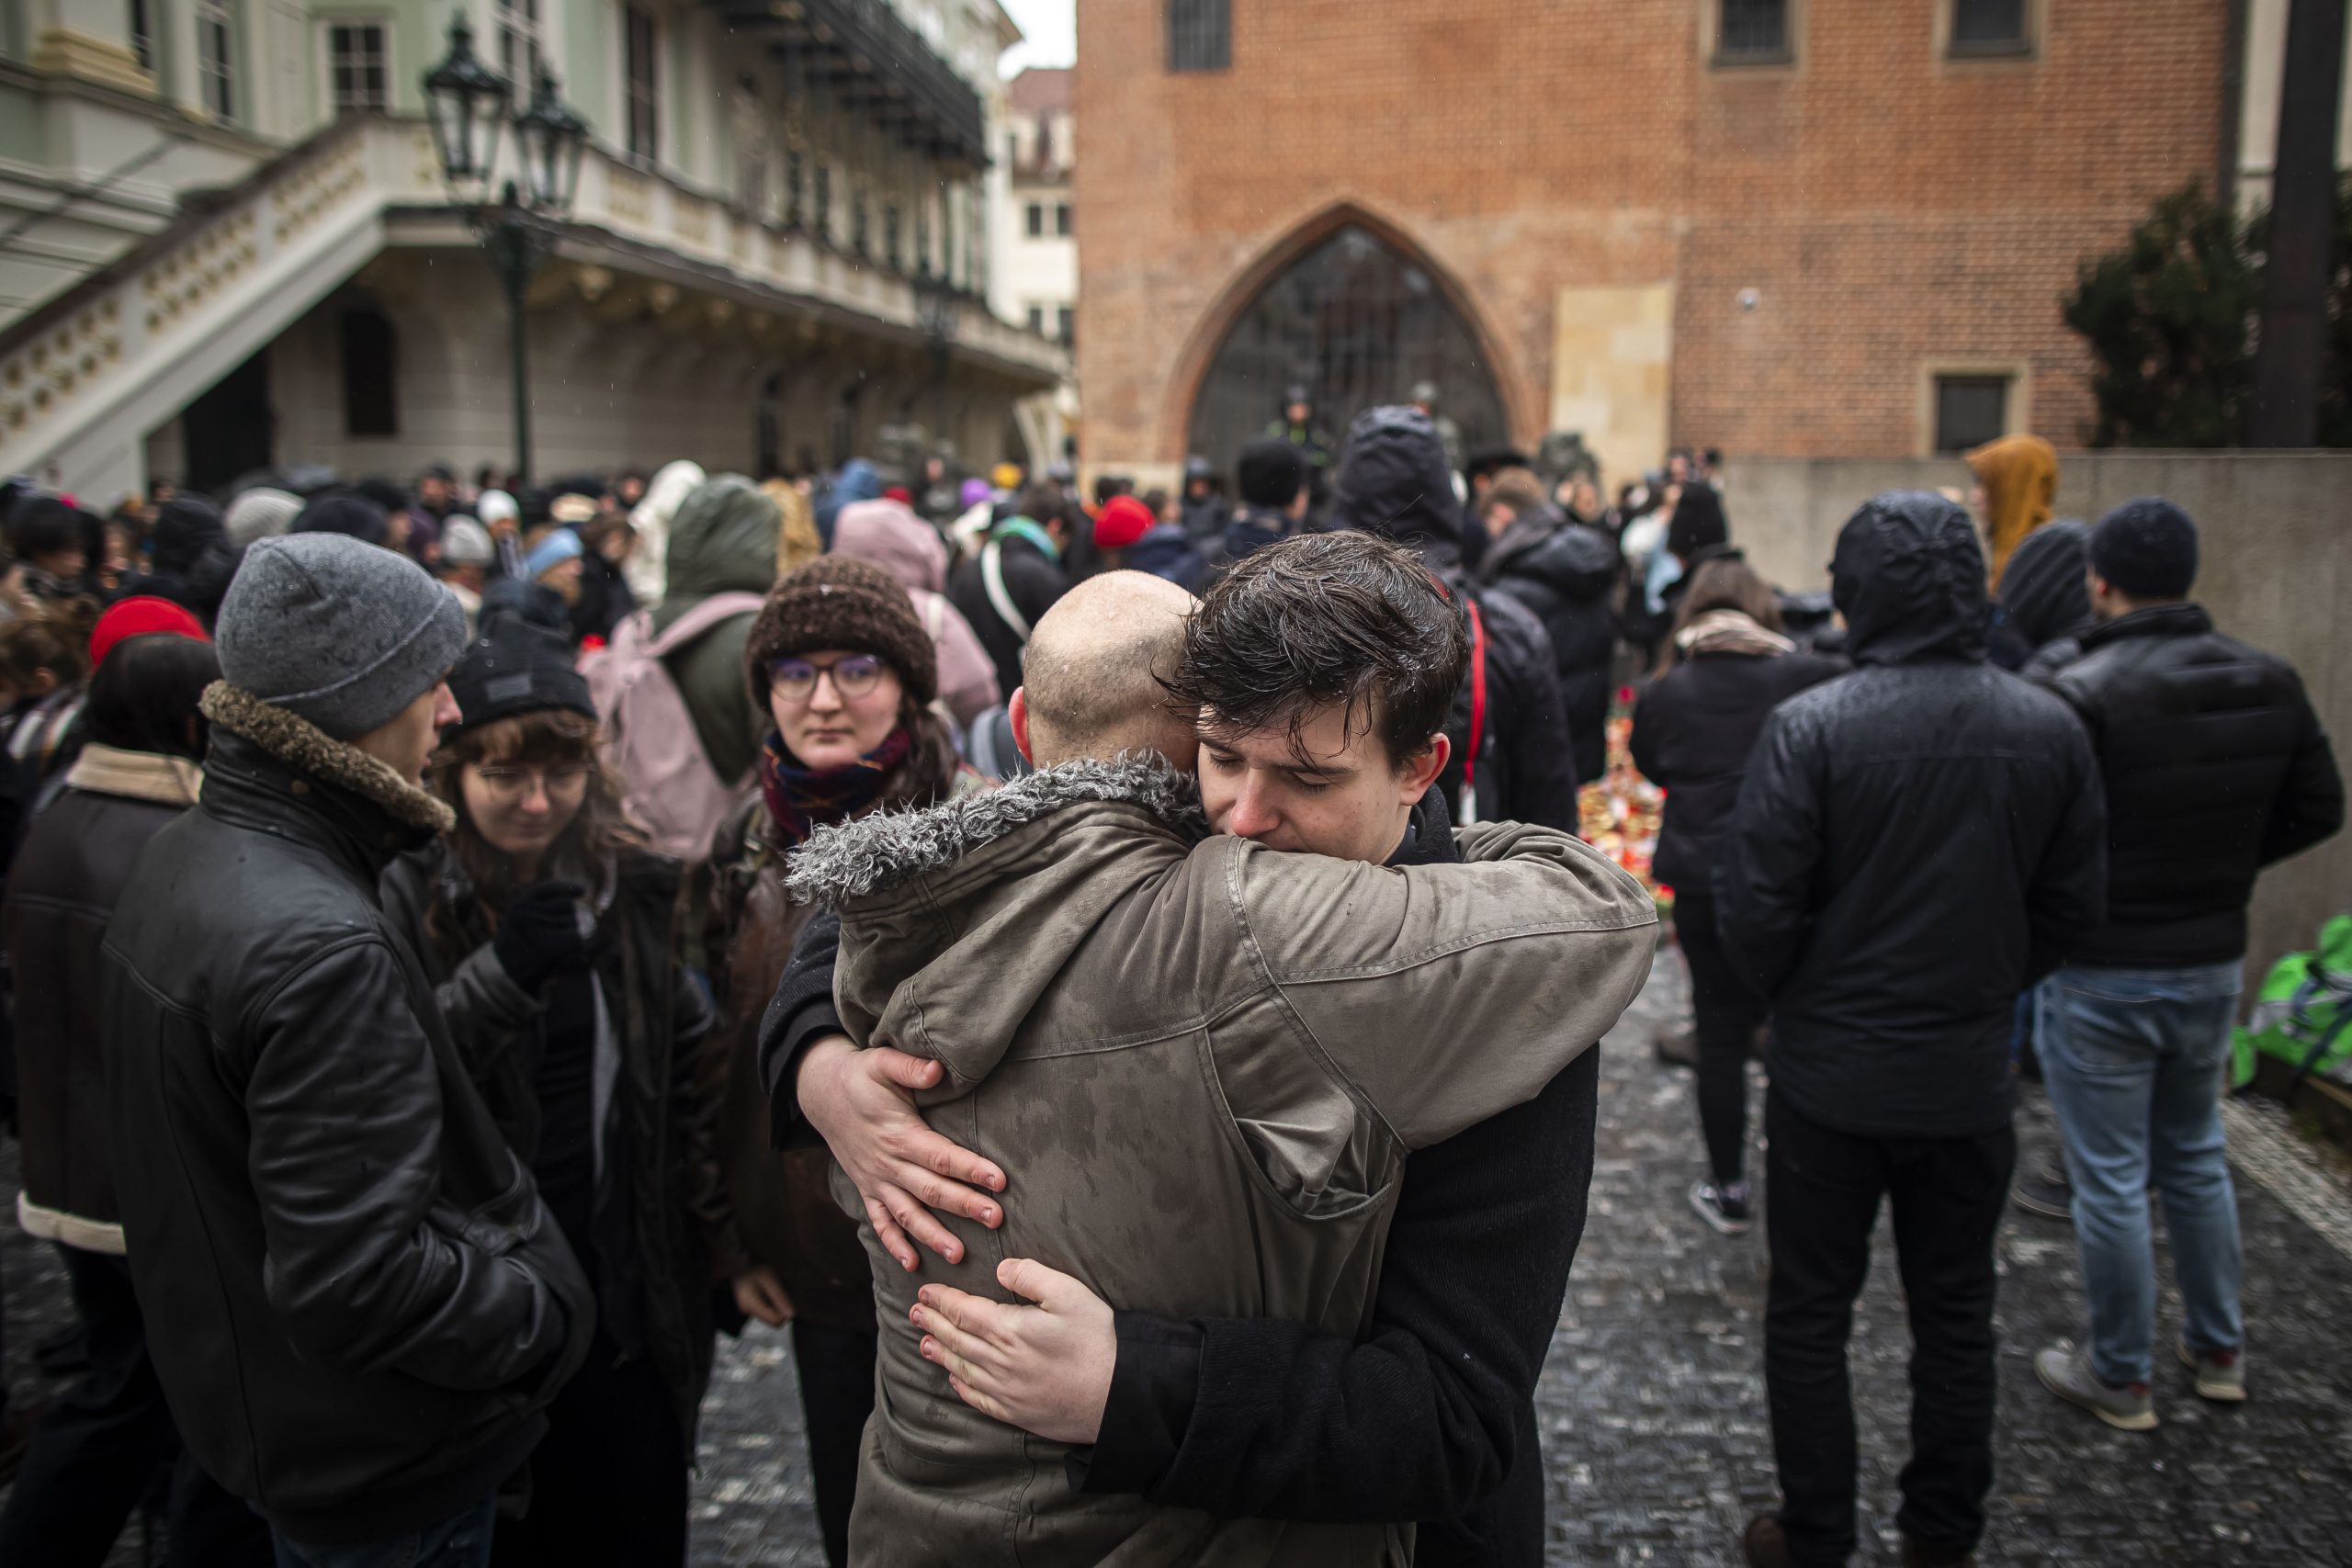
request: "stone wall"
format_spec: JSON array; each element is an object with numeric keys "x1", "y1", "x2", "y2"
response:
[{"x1": 1717, "y1": 451, "x2": 2352, "y2": 984}]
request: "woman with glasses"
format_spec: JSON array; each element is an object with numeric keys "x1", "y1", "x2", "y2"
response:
[
  {"x1": 379, "y1": 613, "x2": 736, "y2": 1568},
  {"x1": 706, "y1": 556, "x2": 982, "y2": 1568}
]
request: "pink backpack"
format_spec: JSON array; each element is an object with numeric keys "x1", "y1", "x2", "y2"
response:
[{"x1": 580, "y1": 592, "x2": 767, "y2": 862}]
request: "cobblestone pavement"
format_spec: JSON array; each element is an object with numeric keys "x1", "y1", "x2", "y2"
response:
[{"x1": 9, "y1": 948, "x2": 2352, "y2": 1564}]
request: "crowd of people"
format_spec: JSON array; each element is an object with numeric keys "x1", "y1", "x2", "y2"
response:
[{"x1": 0, "y1": 403, "x2": 2337, "y2": 1568}]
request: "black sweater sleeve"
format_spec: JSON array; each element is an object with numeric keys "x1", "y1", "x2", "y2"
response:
[
  {"x1": 1074, "y1": 1047, "x2": 1600, "y2": 1565},
  {"x1": 757, "y1": 908, "x2": 843, "y2": 1150}
]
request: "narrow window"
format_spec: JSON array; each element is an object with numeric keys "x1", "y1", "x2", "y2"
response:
[
  {"x1": 1055, "y1": 202, "x2": 1072, "y2": 238},
  {"x1": 1026, "y1": 201, "x2": 1044, "y2": 238},
  {"x1": 1057, "y1": 306, "x2": 1074, "y2": 347},
  {"x1": 1026, "y1": 304, "x2": 1045, "y2": 334},
  {"x1": 128, "y1": 0, "x2": 154, "y2": 72},
  {"x1": 497, "y1": 0, "x2": 542, "y2": 89},
  {"x1": 1167, "y1": 0, "x2": 1230, "y2": 73},
  {"x1": 329, "y1": 22, "x2": 390, "y2": 115},
  {"x1": 197, "y1": 0, "x2": 236, "y2": 120},
  {"x1": 1933, "y1": 375, "x2": 2010, "y2": 455},
  {"x1": 1716, "y1": 0, "x2": 1790, "y2": 64},
  {"x1": 341, "y1": 308, "x2": 399, "y2": 437},
  {"x1": 1950, "y1": 0, "x2": 2030, "y2": 56},
  {"x1": 625, "y1": 7, "x2": 661, "y2": 162}
]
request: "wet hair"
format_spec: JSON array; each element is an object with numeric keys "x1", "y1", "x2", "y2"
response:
[
  {"x1": 428, "y1": 707, "x2": 640, "y2": 915},
  {"x1": 1165, "y1": 531, "x2": 1468, "y2": 770},
  {"x1": 82, "y1": 634, "x2": 220, "y2": 760}
]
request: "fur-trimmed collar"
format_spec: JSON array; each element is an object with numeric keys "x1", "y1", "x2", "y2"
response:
[
  {"x1": 786, "y1": 753, "x2": 1204, "y2": 909},
  {"x1": 199, "y1": 682, "x2": 457, "y2": 834},
  {"x1": 63, "y1": 743, "x2": 201, "y2": 807}
]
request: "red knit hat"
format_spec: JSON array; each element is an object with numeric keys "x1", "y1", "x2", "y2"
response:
[
  {"x1": 1094, "y1": 495, "x2": 1157, "y2": 550},
  {"x1": 90, "y1": 596, "x2": 209, "y2": 669}
]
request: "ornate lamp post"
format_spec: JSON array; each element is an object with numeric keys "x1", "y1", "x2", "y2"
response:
[
  {"x1": 422, "y1": 15, "x2": 587, "y2": 488},
  {"x1": 913, "y1": 275, "x2": 960, "y2": 457}
]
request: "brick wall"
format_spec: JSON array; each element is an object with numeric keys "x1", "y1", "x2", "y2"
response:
[{"x1": 1075, "y1": 0, "x2": 2227, "y2": 476}]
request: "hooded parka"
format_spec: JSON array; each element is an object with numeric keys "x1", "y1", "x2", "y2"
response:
[
  {"x1": 789, "y1": 756, "x2": 1658, "y2": 1567},
  {"x1": 1328, "y1": 407, "x2": 1582, "y2": 833},
  {"x1": 650, "y1": 477, "x2": 784, "y2": 787},
  {"x1": 1479, "y1": 509, "x2": 1623, "y2": 784},
  {"x1": 1713, "y1": 491, "x2": 2109, "y2": 1140}
]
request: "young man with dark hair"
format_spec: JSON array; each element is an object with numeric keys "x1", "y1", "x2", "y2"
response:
[{"x1": 770, "y1": 541, "x2": 1657, "y2": 1566}]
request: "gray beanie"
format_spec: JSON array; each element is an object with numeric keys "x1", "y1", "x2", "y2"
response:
[
  {"x1": 224, "y1": 486, "x2": 301, "y2": 548},
  {"x1": 217, "y1": 533, "x2": 469, "y2": 739}
]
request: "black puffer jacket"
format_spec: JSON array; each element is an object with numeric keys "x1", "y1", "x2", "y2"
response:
[
  {"x1": 1987, "y1": 520, "x2": 2091, "y2": 674},
  {"x1": 2043, "y1": 603, "x2": 2343, "y2": 967},
  {"x1": 1481, "y1": 513, "x2": 1622, "y2": 784},
  {"x1": 1713, "y1": 492, "x2": 2108, "y2": 1139},
  {"x1": 1330, "y1": 407, "x2": 1582, "y2": 834},
  {"x1": 1630, "y1": 647, "x2": 1846, "y2": 895},
  {"x1": 380, "y1": 843, "x2": 725, "y2": 1443},
  {"x1": 99, "y1": 687, "x2": 595, "y2": 1545}
]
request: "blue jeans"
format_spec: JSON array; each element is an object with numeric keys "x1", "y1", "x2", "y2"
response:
[
  {"x1": 271, "y1": 1497, "x2": 496, "y2": 1568},
  {"x1": 2035, "y1": 962, "x2": 2245, "y2": 1387}
]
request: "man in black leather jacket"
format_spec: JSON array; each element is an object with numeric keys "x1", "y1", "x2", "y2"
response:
[
  {"x1": 1714, "y1": 492, "x2": 2107, "y2": 1568},
  {"x1": 100, "y1": 536, "x2": 594, "y2": 1566},
  {"x1": 2027, "y1": 499, "x2": 2342, "y2": 1431}
]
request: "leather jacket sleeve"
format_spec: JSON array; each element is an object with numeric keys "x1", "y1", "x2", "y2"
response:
[
  {"x1": 432, "y1": 942, "x2": 542, "y2": 1076},
  {"x1": 2259, "y1": 692, "x2": 2346, "y2": 868},
  {"x1": 1712, "y1": 705, "x2": 1823, "y2": 1000},
  {"x1": 245, "y1": 935, "x2": 578, "y2": 1393}
]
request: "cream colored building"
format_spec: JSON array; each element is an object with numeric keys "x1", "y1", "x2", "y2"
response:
[
  {"x1": 2, "y1": 0, "x2": 1064, "y2": 502},
  {"x1": 991, "y1": 64, "x2": 1075, "y2": 466}
]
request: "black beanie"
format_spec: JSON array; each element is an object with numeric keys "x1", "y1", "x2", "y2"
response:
[
  {"x1": 1235, "y1": 438, "x2": 1306, "y2": 508},
  {"x1": 2089, "y1": 497, "x2": 2199, "y2": 599},
  {"x1": 290, "y1": 489, "x2": 390, "y2": 547},
  {"x1": 1666, "y1": 484, "x2": 1730, "y2": 561},
  {"x1": 447, "y1": 611, "x2": 595, "y2": 735}
]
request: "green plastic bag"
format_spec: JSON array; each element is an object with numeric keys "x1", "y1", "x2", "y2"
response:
[{"x1": 2233, "y1": 914, "x2": 2352, "y2": 1089}]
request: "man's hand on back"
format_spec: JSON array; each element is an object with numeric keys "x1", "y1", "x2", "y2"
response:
[{"x1": 795, "y1": 1034, "x2": 1006, "y2": 1271}]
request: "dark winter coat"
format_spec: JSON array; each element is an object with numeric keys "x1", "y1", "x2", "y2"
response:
[
  {"x1": 3, "y1": 745, "x2": 201, "y2": 1254},
  {"x1": 1216, "y1": 505, "x2": 1292, "y2": 572},
  {"x1": 1181, "y1": 490, "x2": 1230, "y2": 543},
  {"x1": 1630, "y1": 647, "x2": 1846, "y2": 896},
  {"x1": 1329, "y1": 407, "x2": 1582, "y2": 834},
  {"x1": 2041, "y1": 603, "x2": 2343, "y2": 968},
  {"x1": 379, "y1": 843, "x2": 724, "y2": 1442},
  {"x1": 1987, "y1": 520, "x2": 2091, "y2": 673},
  {"x1": 571, "y1": 549, "x2": 638, "y2": 646},
  {"x1": 946, "y1": 527, "x2": 1071, "y2": 695},
  {"x1": 704, "y1": 727, "x2": 983, "y2": 1331},
  {"x1": 651, "y1": 478, "x2": 782, "y2": 787},
  {"x1": 1122, "y1": 523, "x2": 1212, "y2": 594},
  {"x1": 98, "y1": 685, "x2": 594, "y2": 1545},
  {"x1": 1713, "y1": 491, "x2": 2108, "y2": 1140},
  {"x1": 1481, "y1": 513, "x2": 1623, "y2": 785}
]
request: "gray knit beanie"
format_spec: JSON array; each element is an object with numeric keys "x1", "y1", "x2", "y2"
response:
[
  {"x1": 224, "y1": 486, "x2": 301, "y2": 548},
  {"x1": 217, "y1": 533, "x2": 469, "y2": 739}
]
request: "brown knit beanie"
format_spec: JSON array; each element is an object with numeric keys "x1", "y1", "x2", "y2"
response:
[{"x1": 744, "y1": 555, "x2": 938, "y2": 705}]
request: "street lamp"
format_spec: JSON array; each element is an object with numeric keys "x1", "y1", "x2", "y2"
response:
[
  {"x1": 913, "y1": 275, "x2": 960, "y2": 457},
  {"x1": 422, "y1": 14, "x2": 588, "y2": 489}
]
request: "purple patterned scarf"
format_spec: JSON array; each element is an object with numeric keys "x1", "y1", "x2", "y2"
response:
[{"x1": 759, "y1": 726, "x2": 912, "y2": 847}]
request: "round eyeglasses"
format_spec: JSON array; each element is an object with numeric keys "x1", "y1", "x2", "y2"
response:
[{"x1": 768, "y1": 653, "x2": 888, "y2": 704}]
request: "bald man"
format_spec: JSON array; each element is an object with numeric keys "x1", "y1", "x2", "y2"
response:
[{"x1": 761, "y1": 540, "x2": 1651, "y2": 1567}]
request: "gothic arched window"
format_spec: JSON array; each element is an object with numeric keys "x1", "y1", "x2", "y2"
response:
[{"x1": 1187, "y1": 224, "x2": 1507, "y2": 475}]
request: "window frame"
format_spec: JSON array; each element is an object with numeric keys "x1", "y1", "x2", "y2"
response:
[
  {"x1": 1026, "y1": 304, "x2": 1045, "y2": 335},
  {"x1": 195, "y1": 0, "x2": 237, "y2": 122},
  {"x1": 624, "y1": 6, "x2": 662, "y2": 165},
  {"x1": 1711, "y1": 0, "x2": 1797, "y2": 69},
  {"x1": 322, "y1": 18, "x2": 392, "y2": 117},
  {"x1": 1167, "y1": 0, "x2": 1231, "y2": 73},
  {"x1": 1920, "y1": 363, "x2": 2030, "y2": 457},
  {"x1": 1025, "y1": 201, "x2": 1044, "y2": 238},
  {"x1": 496, "y1": 0, "x2": 544, "y2": 95},
  {"x1": 1944, "y1": 0, "x2": 2036, "y2": 60},
  {"x1": 1057, "y1": 305, "x2": 1074, "y2": 347},
  {"x1": 129, "y1": 0, "x2": 155, "y2": 73},
  {"x1": 1055, "y1": 201, "x2": 1072, "y2": 238}
]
